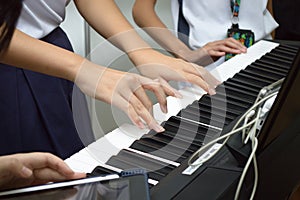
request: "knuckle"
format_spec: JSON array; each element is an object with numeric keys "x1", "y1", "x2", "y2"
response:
[
  {"x1": 127, "y1": 104, "x2": 135, "y2": 113},
  {"x1": 126, "y1": 74, "x2": 138, "y2": 83},
  {"x1": 144, "y1": 100, "x2": 152, "y2": 110},
  {"x1": 8, "y1": 158, "x2": 19, "y2": 166},
  {"x1": 127, "y1": 105, "x2": 143, "y2": 124},
  {"x1": 150, "y1": 83, "x2": 160, "y2": 90},
  {"x1": 134, "y1": 101, "x2": 145, "y2": 113},
  {"x1": 198, "y1": 69, "x2": 208, "y2": 78},
  {"x1": 6, "y1": 158, "x2": 21, "y2": 172},
  {"x1": 185, "y1": 73, "x2": 194, "y2": 81}
]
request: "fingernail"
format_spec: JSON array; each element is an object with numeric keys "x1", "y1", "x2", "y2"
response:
[
  {"x1": 21, "y1": 166, "x2": 32, "y2": 177},
  {"x1": 137, "y1": 121, "x2": 145, "y2": 129},
  {"x1": 174, "y1": 91, "x2": 183, "y2": 99},
  {"x1": 149, "y1": 107, "x2": 154, "y2": 116},
  {"x1": 160, "y1": 104, "x2": 168, "y2": 113},
  {"x1": 74, "y1": 172, "x2": 86, "y2": 179},
  {"x1": 154, "y1": 124, "x2": 165, "y2": 133},
  {"x1": 209, "y1": 88, "x2": 216, "y2": 95}
]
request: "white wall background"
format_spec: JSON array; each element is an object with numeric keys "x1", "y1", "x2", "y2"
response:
[
  {"x1": 61, "y1": 1, "x2": 86, "y2": 57},
  {"x1": 61, "y1": 0, "x2": 173, "y2": 137}
]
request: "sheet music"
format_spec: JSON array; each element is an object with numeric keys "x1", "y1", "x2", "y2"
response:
[{"x1": 65, "y1": 40, "x2": 279, "y2": 174}]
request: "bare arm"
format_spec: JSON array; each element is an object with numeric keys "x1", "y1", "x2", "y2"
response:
[
  {"x1": 267, "y1": 0, "x2": 273, "y2": 16},
  {"x1": 0, "y1": 29, "x2": 168, "y2": 132},
  {"x1": 1, "y1": 29, "x2": 82, "y2": 82},
  {"x1": 74, "y1": 0, "x2": 220, "y2": 93},
  {"x1": 267, "y1": 0, "x2": 275, "y2": 38},
  {"x1": 132, "y1": 0, "x2": 191, "y2": 57},
  {"x1": 74, "y1": 0, "x2": 150, "y2": 54},
  {"x1": 132, "y1": 0, "x2": 246, "y2": 64}
]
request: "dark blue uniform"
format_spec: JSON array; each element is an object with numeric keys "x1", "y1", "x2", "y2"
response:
[{"x1": 0, "y1": 27, "x2": 94, "y2": 159}]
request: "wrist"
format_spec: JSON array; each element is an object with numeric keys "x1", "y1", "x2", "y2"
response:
[
  {"x1": 127, "y1": 48, "x2": 155, "y2": 66},
  {"x1": 74, "y1": 59, "x2": 106, "y2": 99},
  {"x1": 64, "y1": 53, "x2": 86, "y2": 82},
  {"x1": 176, "y1": 47, "x2": 194, "y2": 61}
]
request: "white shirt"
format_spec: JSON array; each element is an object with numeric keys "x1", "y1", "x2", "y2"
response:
[
  {"x1": 171, "y1": 0, "x2": 278, "y2": 49},
  {"x1": 17, "y1": 0, "x2": 70, "y2": 39}
]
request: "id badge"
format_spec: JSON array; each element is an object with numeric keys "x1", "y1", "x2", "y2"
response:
[{"x1": 225, "y1": 26, "x2": 255, "y2": 61}]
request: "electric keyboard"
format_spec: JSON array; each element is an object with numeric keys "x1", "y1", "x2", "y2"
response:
[{"x1": 65, "y1": 40, "x2": 300, "y2": 199}]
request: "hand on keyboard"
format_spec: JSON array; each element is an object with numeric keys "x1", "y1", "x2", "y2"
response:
[
  {"x1": 128, "y1": 49, "x2": 220, "y2": 95},
  {"x1": 202, "y1": 38, "x2": 247, "y2": 59},
  {"x1": 0, "y1": 153, "x2": 85, "y2": 190},
  {"x1": 76, "y1": 59, "x2": 179, "y2": 133},
  {"x1": 178, "y1": 37, "x2": 247, "y2": 65}
]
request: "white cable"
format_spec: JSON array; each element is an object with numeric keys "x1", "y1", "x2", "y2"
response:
[
  {"x1": 234, "y1": 137, "x2": 258, "y2": 200},
  {"x1": 255, "y1": 88, "x2": 267, "y2": 105},
  {"x1": 187, "y1": 119, "x2": 257, "y2": 167},
  {"x1": 188, "y1": 92, "x2": 278, "y2": 167},
  {"x1": 232, "y1": 92, "x2": 278, "y2": 131},
  {"x1": 231, "y1": 93, "x2": 277, "y2": 200},
  {"x1": 232, "y1": 93, "x2": 277, "y2": 200},
  {"x1": 250, "y1": 153, "x2": 258, "y2": 200},
  {"x1": 244, "y1": 108, "x2": 261, "y2": 144},
  {"x1": 187, "y1": 91, "x2": 279, "y2": 200},
  {"x1": 242, "y1": 110, "x2": 256, "y2": 141}
]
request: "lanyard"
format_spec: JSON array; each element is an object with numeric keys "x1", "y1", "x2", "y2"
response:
[{"x1": 230, "y1": 0, "x2": 240, "y2": 25}]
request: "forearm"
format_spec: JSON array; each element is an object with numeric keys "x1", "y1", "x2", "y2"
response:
[
  {"x1": 0, "y1": 29, "x2": 166, "y2": 131},
  {"x1": 132, "y1": 0, "x2": 191, "y2": 58},
  {"x1": 74, "y1": 0, "x2": 150, "y2": 54},
  {"x1": 267, "y1": 0, "x2": 273, "y2": 16},
  {"x1": 267, "y1": 0, "x2": 275, "y2": 38},
  {"x1": 0, "y1": 29, "x2": 84, "y2": 82}
]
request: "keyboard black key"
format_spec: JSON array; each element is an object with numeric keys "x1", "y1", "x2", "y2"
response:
[
  {"x1": 107, "y1": 156, "x2": 164, "y2": 181},
  {"x1": 238, "y1": 71, "x2": 274, "y2": 84},
  {"x1": 198, "y1": 99, "x2": 243, "y2": 116},
  {"x1": 116, "y1": 150, "x2": 175, "y2": 175},
  {"x1": 131, "y1": 138, "x2": 187, "y2": 159},
  {"x1": 220, "y1": 83, "x2": 259, "y2": 99},
  {"x1": 162, "y1": 123, "x2": 207, "y2": 145},
  {"x1": 186, "y1": 103, "x2": 236, "y2": 123},
  {"x1": 224, "y1": 78, "x2": 261, "y2": 94},
  {"x1": 215, "y1": 86, "x2": 256, "y2": 104},
  {"x1": 227, "y1": 75, "x2": 266, "y2": 91},
  {"x1": 266, "y1": 52, "x2": 294, "y2": 62},
  {"x1": 243, "y1": 67, "x2": 282, "y2": 82},
  {"x1": 201, "y1": 94, "x2": 250, "y2": 112},
  {"x1": 89, "y1": 165, "x2": 117, "y2": 176},
  {"x1": 248, "y1": 64, "x2": 287, "y2": 78},
  {"x1": 180, "y1": 107, "x2": 229, "y2": 127},
  {"x1": 192, "y1": 100, "x2": 240, "y2": 118},
  {"x1": 271, "y1": 47, "x2": 297, "y2": 58},
  {"x1": 146, "y1": 133, "x2": 198, "y2": 153},
  {"x1": 139, "y1": 137, "x2": 192, "y2": 158},
  {"x1": 233, "y1": 73, "x2": 271, "y2": 88},
  {"x1": 257, "y1": 57, "x2": 291, "y2": 71},
  {"x1": 163, "y1": 117, "x2": 219, "y2": 145},
  {"x1": 277, "y1": 44, "x2": 299, "y2": 54},
  {"x1": 167, "y1": 116, "x2": 218, "y2": 138}
]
